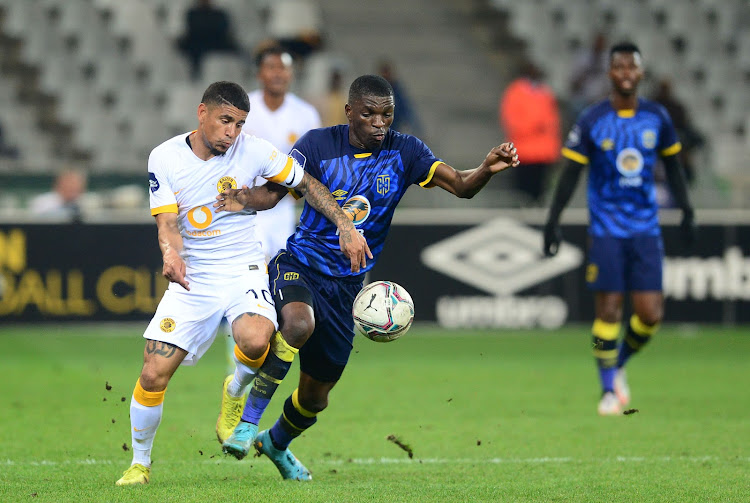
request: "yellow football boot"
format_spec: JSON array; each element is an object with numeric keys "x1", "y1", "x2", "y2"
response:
[
  {"x1": 216, "y1": 375, "x2": 246, "y2": 443},
  {"x1": 115, "y1": 463, "x2": 150, "y2": 486}
]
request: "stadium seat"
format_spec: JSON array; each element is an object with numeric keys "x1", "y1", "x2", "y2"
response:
[
  {"x1": 151, "y1": 0, "x2": 194, "y2": 41},
  {"x1": 267, "y1": 0, "x2": 323, "y2": 41},
  {"x1": 550, "y1": 0, "x2": 591, "y2": 42},
  {"x1": 736, "y1": 32, "x2": 750, "y2": 72},
  {"x1": 199, "y1": 54, "x2": 251, "y2": 89},
  {"x1": 163, "y1": 82, "x2": 205, "y2": 134},
  {"x1": 508, "y1": 1, "x2": 551, "y2": 41},
  {"x1": 17, "y1": 15, "x2": 58, "y2": 66},
  {"x1": 37, "y1": 47, "x2": 85, "y2": 97}
]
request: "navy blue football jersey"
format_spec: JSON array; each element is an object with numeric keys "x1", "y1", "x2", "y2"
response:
[
  {"x1": 286, "y1": 125, "x2": 442, "y2": 277},
  {"x1": 562, "y1": 98, "x2": 681, "y2": 238}
]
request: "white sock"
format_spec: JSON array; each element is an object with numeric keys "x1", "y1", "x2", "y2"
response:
[
  {"x1": 227, "y1": 352, "x2": 258, "y2": 397},
  {"x1": 130, "y1": 397, "x2": 163, "y2": 467}
]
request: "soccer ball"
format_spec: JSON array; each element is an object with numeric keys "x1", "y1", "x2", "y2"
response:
[{"x1": 352, "y1": 281, "x2": 414, "y2": 342}]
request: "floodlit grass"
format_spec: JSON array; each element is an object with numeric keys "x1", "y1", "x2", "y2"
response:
[{"x1": 0, "y1": 323, "x2": 748, "y2": 502}]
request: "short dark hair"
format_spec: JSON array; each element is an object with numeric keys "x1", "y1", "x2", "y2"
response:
[
  {"x1": 348, "y1": 74, "x2": 393, "y2": 103},
  {"x1": 255, "y1": 44, "x2": 293, "y2": 68},
  {"x1": 609, "y1": 41, "x2": 641, "y2": 60},
  {"x1": 201, "y1": 81, "x2": 250, "y2": 112}
]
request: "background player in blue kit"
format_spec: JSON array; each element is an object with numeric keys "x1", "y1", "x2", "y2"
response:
[
  {"x1": 543, "y1": 43, "x2": 696, "y2": 416},
  {"x1": 214, "y1": 74, "x2": 520, "y2": 479}
]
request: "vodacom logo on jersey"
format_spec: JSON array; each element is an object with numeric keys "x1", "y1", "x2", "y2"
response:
[{"x1": 186, "y1": 206, "x2": 221, "y2": 237}]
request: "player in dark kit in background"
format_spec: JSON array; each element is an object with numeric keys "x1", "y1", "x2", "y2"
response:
[
  {"x1": 543, "y1": 43, "x2": 695, "y2": 416},
  {"x1": 213, "y1": 74, "x2": 520, "y2": 479}
]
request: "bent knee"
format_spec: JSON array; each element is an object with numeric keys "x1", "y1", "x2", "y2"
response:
[
  {"x1": 280, "y1": 315, "x2": 315, "y2": 349},
  {"x1": 138, "y1": 368, "x2": 169, "y2": 392},
  {"x1": 299, "y1": 394, "x2": 328, "y2": 414},
  {"x1": 233, "y1": 314, "x2": 275, "y2": 358},
  {"x1": 634, "y1": 311, "x2": 662, "y2": 327}
]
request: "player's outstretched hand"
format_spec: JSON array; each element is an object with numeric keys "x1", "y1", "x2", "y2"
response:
[
  {"x1": 339, "y1": 226, "x2": 373, "y2": 273},
  {"x1": 485, "y1": 142, "x2": 520, "y2": 174},
  {"x1": 214, "y1": 185, "x2": 250, "y2": 213},
  {"x1": 680, "y1": 209, "x2": 696, "y2": 248},
  {"x1": 543, "y1": 222, "x2": 562, "y2": 257},
  {"x1": 162, "y1": 249, "x2": 189, "y2": 291}
]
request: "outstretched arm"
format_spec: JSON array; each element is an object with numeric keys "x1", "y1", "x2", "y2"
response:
[
  {"x1": 213, "y1": 183, "x2": 287, "y2": 212},
  {"x1": 155, "y1": 212, "x2": 189, "y2": 291},
  {"x1": 426, "y1": 142, "x2": 520, "y2": 198},
  {"x1": 213, "y1": 172, "x2": 373, "y2": 272}
]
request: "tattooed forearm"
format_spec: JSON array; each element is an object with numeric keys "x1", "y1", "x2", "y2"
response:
[
  {"x1": 146, "y1": 340, "x2": 178, "y2": 358},
  {"x1": 297, "y1": 173, "x2": 355, "y2": 231}
]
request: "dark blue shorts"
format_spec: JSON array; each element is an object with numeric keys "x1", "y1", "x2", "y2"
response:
[
  {"x1": 586, "y1": 235, "x2": 663, "y2": 292},
  {"x1": 269, "y1": 251, "x2": 363, "y2": 383}
]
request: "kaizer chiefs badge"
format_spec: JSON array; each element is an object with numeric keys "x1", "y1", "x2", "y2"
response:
[
  {"x1": 160, "y1": 318, "x2": 176, "y2": 333},
  {"x1": 217, "y1": 176, "x2": 237, "y2": 193}
]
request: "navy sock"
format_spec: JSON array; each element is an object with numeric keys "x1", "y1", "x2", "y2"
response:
[
  {"x1": 268, "y1": 390, "x2": 317, "y2": 450},
  {"x1": 617, "y1": 315, "x2": 656, "y2": 368}
]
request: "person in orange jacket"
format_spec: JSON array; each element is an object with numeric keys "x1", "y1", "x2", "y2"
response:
[{"x1": 499, "y1": 60, "x2": 561, "y2": 204}]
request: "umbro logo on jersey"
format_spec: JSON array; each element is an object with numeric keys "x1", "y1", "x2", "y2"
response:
[{"x1": 332, "y1": 189, "x2": 348, "y2": 200}]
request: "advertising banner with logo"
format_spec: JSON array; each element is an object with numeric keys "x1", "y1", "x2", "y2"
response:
[
  {"x1": 2, "y1": 211, "x2": 749, "y2": 325},
  {"x1": 369, "y1": 212, "x2": 750, "y2": 327},
  {"x1": 0, "y1": 224, "x2": 165, "y2": 322}
]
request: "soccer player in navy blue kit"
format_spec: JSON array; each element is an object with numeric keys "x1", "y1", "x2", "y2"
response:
[
  {"x1": 214, "y1": 74, "x2": 519, "y2": 479},
  {"x1": 543, "y1": 43, "x2": 695, "y2": 416}
]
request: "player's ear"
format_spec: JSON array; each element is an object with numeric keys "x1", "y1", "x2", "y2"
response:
[
  {"x1": 344, "y1": 103, "x2": 352, "y2": 121},
  {"x1": 197, "y1": 103, "x2": 207, "y2": 123}
]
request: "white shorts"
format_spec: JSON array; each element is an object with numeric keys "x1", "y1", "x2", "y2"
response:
[
  {"x1": 143, "y1": 266, "x2": 277, "y2": 365},
  {"x1": 254, "y1": 195, "x2": 296, "y2": 261}
]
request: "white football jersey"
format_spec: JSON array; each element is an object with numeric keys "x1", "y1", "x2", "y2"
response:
[
  {"x1": 148, "y1": 131, "x2": 305, "y2": 272},
  {"x1": 246, "y1": 90, "x2": 322, "y2": 260},
  {"x1": 246, "y1": 90, "x2": 321, "y2": 154}
]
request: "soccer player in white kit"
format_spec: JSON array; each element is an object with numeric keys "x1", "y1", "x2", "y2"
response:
[
  {"x1": 248, "y1": 45, "x2": 322, "y2": 261},
  {"x1": 222, "y1": 46, "x2": 323, "y2": 371},
  {"x1": 116, "y1": 81, "x2": 369, "y2": 487}
]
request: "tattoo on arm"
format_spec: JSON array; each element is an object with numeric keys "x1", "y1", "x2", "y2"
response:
[
  {"x1": 146, "y1": 340, "x2": 178, "y2": 358},
  {"x1": 233, "y1": 312, "x2": 262, "y2": 323},
  {"x1": 297, "y1": 173, "x2": 353, "y2": 231}
]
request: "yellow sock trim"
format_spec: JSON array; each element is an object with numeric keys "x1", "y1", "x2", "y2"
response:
[
  {"x1": 133, "y1": 379, "x2": 165, "y2": 407},
  {"x1": 281, "y1": 412, "x2": 306, "y2": 431},
  {"x1": 271, "y1": 331, "x2": 298, "y2": 363},
  {"x1": 257, "y1": 370, "x2": 282, "y2": 385},
  {"x1": 291, "y1": 388, "x2": 317, "y2": 418},
  {"x1": 592, "y1": 319, "x2": 621, "y2": 340},
  {"x1": 234, "y1": 343, "x2": 269, "y2": 369},
  {"x1": 593, "y1": 349, "x2": 618, "y2": 359},
  {"x1": 630, "y1": 314, "x2": 659, "y2": 336}
]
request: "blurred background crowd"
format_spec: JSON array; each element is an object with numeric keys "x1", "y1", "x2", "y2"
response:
[{"x1": 0, "y1": 0, "x2": 747, "y2": 221}]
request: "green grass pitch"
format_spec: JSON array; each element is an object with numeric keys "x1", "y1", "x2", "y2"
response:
[{"x1": 0, "y1": 323, "x2": 748, "y2": 502}]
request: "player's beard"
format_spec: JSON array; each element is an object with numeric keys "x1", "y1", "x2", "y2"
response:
[
  {"x1": 615, "y1": 85, "x2": 638, "y2": 97},
  {"x1": 209, "y1": 144, "x2": 228, "y2": 157}
]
